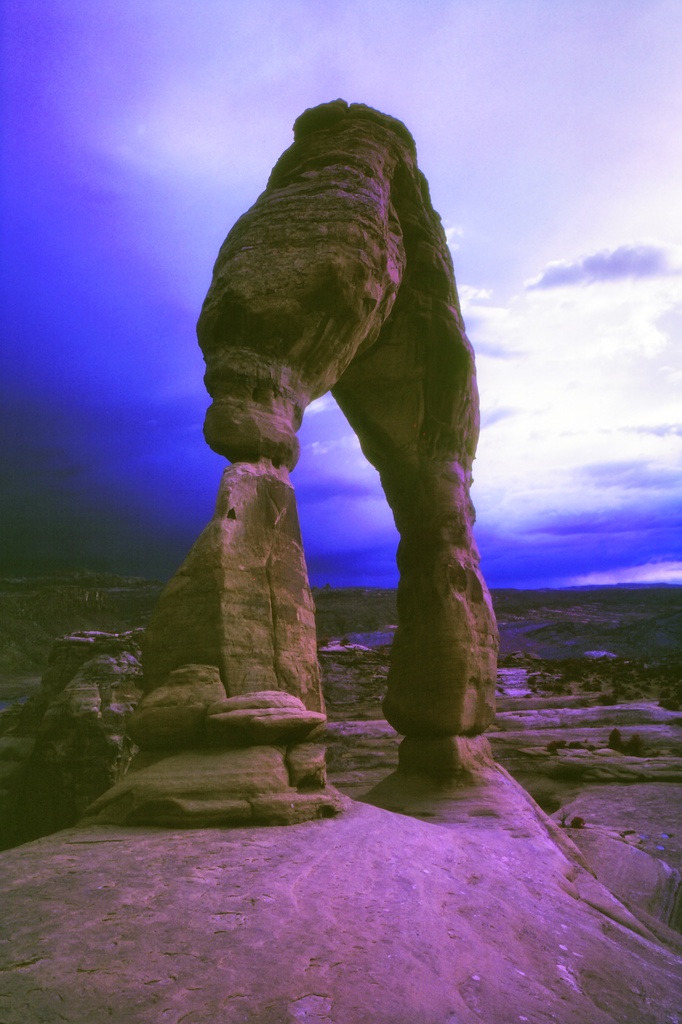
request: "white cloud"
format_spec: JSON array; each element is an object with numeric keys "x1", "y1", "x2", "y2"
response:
[
  {"x1": 524, "y1": 242, "x2": 682, "y2": 290},
  {"x1": 306, "y1": 436, "x2": 361, "y2": 458},
  {"x1": 459, "y1": 284, "x2": 493, "y2": 305},
  {"x1": 444, "y1": 223, "x2": 464, "y2": 252},
  {"x1": 467, "y1": 242, "x2": 682, "y2": 541},
  {"x1": 305, "y1": 395, "x2": 337, "y2": 417},
  {"x1": 569, "y1": 561, "x2": 682, "y2": 586}
]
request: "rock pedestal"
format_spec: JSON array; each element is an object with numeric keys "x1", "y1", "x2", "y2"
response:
[
  {"x1": 88, "y1": 99, "x2": 499, "y2": 828},
  {"x1": 141, "y1": 460, "x2": 322, "y2": 711}
]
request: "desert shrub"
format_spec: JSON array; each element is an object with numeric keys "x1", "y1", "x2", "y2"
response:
[
  {"x1": 607, "y1": 728, "x2": 646, "y2": 756},
  {"x1": 623, "y1": 733, "x2": 645, "y2": 757},
  {"x1": 608, "y1": 728, "x2": 623, "y2": 751},
  {"x1": 558, "y1": 809, "x2": 586, "y2": 829}
]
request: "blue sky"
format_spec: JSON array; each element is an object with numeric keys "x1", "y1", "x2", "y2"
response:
[{"x1": 1, "y1": 0, "x2": 681, "y2": 588}]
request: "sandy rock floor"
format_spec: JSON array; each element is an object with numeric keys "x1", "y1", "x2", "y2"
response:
[{"x1": 1, "y1": 767, "x2": 680, "y2": 1024}]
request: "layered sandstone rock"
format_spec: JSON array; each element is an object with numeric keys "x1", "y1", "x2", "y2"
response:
[
  {"x1": 197, "y1": 98, "x2": 497, "y2": 755},
  {"x1": 0, "y1": 631, "x2": 144, "y2": 848},
  {"x1": 141, "y1": 461, "x2": 322, "y2": 711},
  {"x1": 198, "y1": 100, "x2": 411, "y2": 470},
  {"x1": 83, "y1": 745, "x2": 344, "y2": 828},
  {"x1": 127, "y1": 458, "x2": 337, "y2": 825},
  {"x1": 102, "y1": 99, "x2": 498, "y2": 826}
]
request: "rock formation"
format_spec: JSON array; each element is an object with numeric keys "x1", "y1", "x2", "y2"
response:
[
  {"x1": 87, "y1": 99, "x2": 498, "y2": 828},
  {"x1": 0, "y1": 631, "x2": 144, "y2": 848}
]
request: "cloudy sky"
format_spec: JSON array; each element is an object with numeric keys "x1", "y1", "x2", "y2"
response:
[{"x1": 1, "y1": 0, "x2": 681, "y2": 588}]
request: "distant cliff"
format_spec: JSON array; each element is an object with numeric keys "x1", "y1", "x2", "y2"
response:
[
  {"x1": 1, "y1": 577, "x2": 681, "y2": 679},
  {"x1": 0, "y1": 574, "x2": 163, "y2": 676}
]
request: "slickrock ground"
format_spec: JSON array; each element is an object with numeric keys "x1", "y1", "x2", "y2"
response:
[
  {"x1": 321, "y1": 641, "x2": 682, "y2": 947},
  {"x1": 2, "y1": 594, "x2": 681, "y2": 1021},
  {"x1": 1, "y1": 767, "x2": 681, "y2": 1024}
]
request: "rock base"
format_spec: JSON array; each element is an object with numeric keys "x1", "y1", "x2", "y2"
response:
[
  {"x1": 2, "y1": 774, "x2": 681, "y2": 1023},
  {"x1": 82, "y1": 746, "x2": 345, "y2": 827},
  {"x1": 398, "y1": 733, "x2": 494, "y2": 774}
]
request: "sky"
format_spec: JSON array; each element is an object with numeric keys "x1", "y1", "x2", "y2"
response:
[{"x1": 1, "y1": 0, "x2": 681, "y2": 589}]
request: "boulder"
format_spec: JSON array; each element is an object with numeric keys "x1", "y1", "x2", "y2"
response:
[
  {"x1": 82, "y1": 746, "x2": 344, "y2": 827},
  {"x1": 285, "y1": 742, "x2": 327, "y2": 789},
  {"x1": 205, "y1": 691, "x2": 325, "y2": 746},
  {"x1": 206, "y1": 689, "x2": 309, "y2": 713},
  {"x1": 126, "y1": 664, "x2": 226, "y2": 750},
  {"x1": 206, "y1": 706, "x2": 326, "y2": 746}
]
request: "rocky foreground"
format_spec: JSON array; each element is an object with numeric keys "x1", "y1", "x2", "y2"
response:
[
  {"x1": 322, "y1": 641, "x2": 682, "y2": 935},
  {"x1": 1, "y1": 627, "x2": 681, "y2": 1021},
  {"x1": 2, "y1": 767, "x2": 681, "y2": 1024}
]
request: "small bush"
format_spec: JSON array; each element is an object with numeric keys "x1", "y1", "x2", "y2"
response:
[
  {"x1": 623, "y1": 733, "x2": 645, "y2": 757},
  {"x1": 607, "y1": 728, "x2": 646, "y2": 757},
  {"x1": 608, "y1": 728, "x2": 623, "y2": 751}
]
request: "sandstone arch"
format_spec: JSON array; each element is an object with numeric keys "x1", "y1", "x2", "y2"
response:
[{"x1": 84, "y1": 101, "x2": 498, "y2": 827}]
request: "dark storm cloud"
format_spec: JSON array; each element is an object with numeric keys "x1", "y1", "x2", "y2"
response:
[
  {"x1": 306, "y1": 542, "x2": 398, "y2": 589},
  {"x1": 527, "y1": 243, "x2": 677, "y2": 290},
  {"x1": 475, "y1": 498, "x2": 682, "y2": 589},
  {"x1": 0, "y1": 384, "x2": 223, "y2": 579},
  {"x1": 3, "y1": 3, "x2": 681, "y2": 592}
]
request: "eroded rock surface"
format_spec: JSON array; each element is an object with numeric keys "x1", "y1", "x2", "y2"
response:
[
  {"x1": 0, "y1": 631, "x2": 144, "y2": 848},
  {"x1": 196, "y1": 98, "x2": 497, "y2": 748},
  {"x1": 2, "y1": 774, "x2": 681, "y2": 1024},
  {"x1": 141, "y1": 461, "x2": 322, "y2": 711},
  {"x1": 104, "y1": 99, "x2": 499, "y2": 827},
  {"x1": 83, "y1": 745, "x2": 344, "y2": 828},
  {"x1": 93, "y1": 99, "x2": 498, "y2": 826}
]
